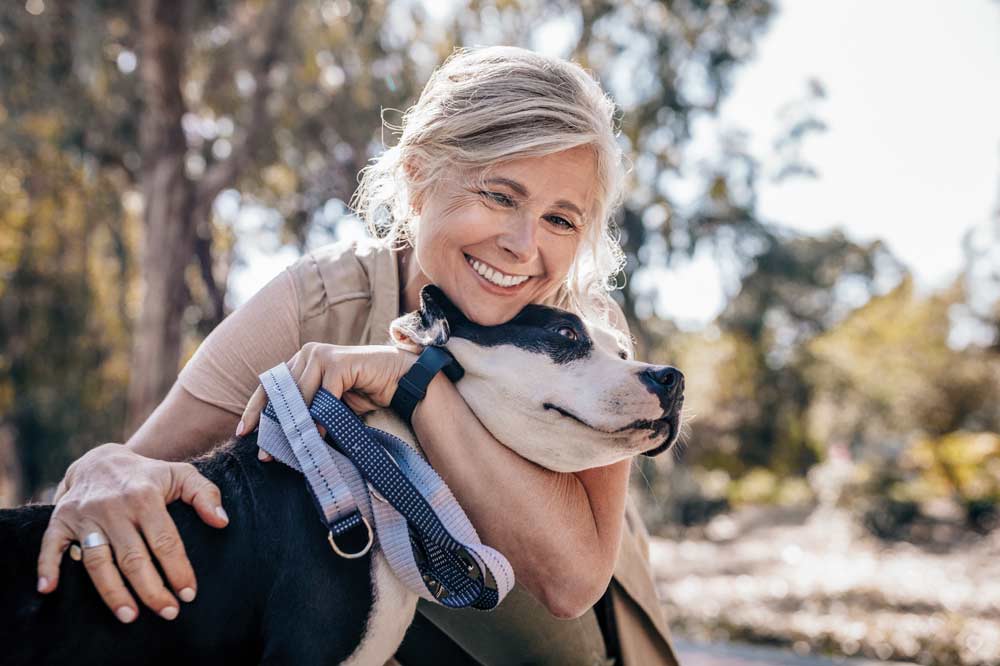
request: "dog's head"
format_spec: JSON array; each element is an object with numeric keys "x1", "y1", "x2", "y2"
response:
[{"x1": 390, "y1": 285, "x2": 685, "y2": 473}]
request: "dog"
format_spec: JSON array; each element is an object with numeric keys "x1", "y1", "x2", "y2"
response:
[{"x1": 0, "y1": 285, "x2": 684, "y2": 665}]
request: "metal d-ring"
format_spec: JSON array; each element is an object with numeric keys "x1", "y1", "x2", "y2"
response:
[{"x1": 327, "y1": 515, "x2": 374, "y2": 559}]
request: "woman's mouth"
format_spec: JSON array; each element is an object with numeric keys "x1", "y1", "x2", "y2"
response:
[{"x1": 464, "y1": 254, "x2": 533, "y2": 293}]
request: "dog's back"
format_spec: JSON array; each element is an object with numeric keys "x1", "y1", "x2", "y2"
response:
[{"x1": 0, "y1": 434, "x2": 375, "y2": 665}]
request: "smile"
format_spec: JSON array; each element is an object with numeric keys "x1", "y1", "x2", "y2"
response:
[{"x1": 464, "y1": 254, "x2": 531, "y2": 289}]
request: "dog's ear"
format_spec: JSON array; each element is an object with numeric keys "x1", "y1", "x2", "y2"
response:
[{"x1": 389, "y1": 285, "x2": 458, "y2": 352}]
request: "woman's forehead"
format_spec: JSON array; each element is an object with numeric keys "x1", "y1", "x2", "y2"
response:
[{"x1": 479, "y1": 148, "x2": 597, "y2": 209}]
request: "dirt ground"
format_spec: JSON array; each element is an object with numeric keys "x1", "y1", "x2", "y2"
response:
[
  {"x1": 652, "y1": 507, "x2": 1000, "y2": 666},
  {"x1": 673, "y1": 638, "x2": 916, "y2": 665}
]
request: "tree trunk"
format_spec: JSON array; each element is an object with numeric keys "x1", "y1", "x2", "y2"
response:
[
  {"x1": 0, "y1": 424, "x2": 23, "y2": 507},
  {"x1": 126, "y1": 0, "x2": 195, "y2": 436},
  {"x1": 125, "y1": 0, "x2": 293, "y2": 436}
]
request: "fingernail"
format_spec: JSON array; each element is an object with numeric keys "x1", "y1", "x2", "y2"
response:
[
  {"x1": 215, "y1": 506, "x2": 229, "y2": 523},
  {"x1": 235, "y1": 419, "x2": 245, "y2": 436},
  {"x1": 179, "y1": 587, "x2": 196, "y2": 603},
  {"x1": 159, "y1": 606, "x2": 179, "y2": 621},
  {"x1": 116, "y1": 606, "x2": 137, "y2": 623},
  {"x1": 37, "y1": 577, "x2": 48, "y2": 593},
  {"x1": 257, "y1": 448, "x2": 268, "y2": 461}
]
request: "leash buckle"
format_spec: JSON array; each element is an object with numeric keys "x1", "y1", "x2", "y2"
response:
[{"x1": 327, "y1": 515, "x2": 374, "y2": 559}]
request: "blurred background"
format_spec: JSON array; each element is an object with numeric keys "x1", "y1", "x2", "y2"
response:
[{"x1": 1, "y1": 1, "x2": 999, "y2": 664}]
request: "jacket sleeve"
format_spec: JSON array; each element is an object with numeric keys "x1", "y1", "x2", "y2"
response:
[{"x1": 176, "y1": 268, "x2": 303, "y2": 415}]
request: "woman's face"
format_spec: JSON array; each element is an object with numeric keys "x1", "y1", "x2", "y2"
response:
[{"x1": 411, "y1": 146, "x2": 597, "y2": 326}]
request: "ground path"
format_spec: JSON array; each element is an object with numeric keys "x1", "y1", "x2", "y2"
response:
[{"x1": 674, "y1": 638, "x2": 916, "y2": 665}]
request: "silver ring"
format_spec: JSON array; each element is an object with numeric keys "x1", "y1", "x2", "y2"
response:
[{"x1": 81, "y1": 531, "x2": 109, "y2": 549}]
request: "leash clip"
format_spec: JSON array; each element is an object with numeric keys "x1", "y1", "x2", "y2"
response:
[{"x1": 327, "y1": 515, "x2": 374, "y2": 559}]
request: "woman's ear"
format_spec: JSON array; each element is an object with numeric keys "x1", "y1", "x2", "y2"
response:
[
  {"x1": 402, "y1": 157, "x2": 424, "y2": 215},
  {"x1": 388, "y1": 285, "x2": 453, "y2": 352}
]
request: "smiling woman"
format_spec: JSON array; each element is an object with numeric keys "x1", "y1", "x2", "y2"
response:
[
  {"x1": 38, "y1": 45, "x2": 680, "y2": 666},
  {"x1": 353, "y1": 45, "x2": 632, "y2": 350}
]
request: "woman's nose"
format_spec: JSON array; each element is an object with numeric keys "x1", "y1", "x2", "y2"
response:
[{"x1": 497, "y1": 214, "x2": 539, "y2": 262}]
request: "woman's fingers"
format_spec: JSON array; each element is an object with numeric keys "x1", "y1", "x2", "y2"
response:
[
  {"x1": 239, "y1": 348, "x2": 311, "y2": 435},
  {"x1": 342, "y1": 391, "x2": 379, "y2": 416},
  {"x1": 171, "y1": 462, "x2": 229, "y2": 528},
  {"x1": 137, "y1": 506, "x2": 197, "y2": 604},
  {"x1": 243, "y1": 345, "x2": 365, "y2": 458},
  {"x1": 238, "y1": 384, "x2": 268, "y2": 436},
  {"x1": 37, "y1": 513, "x2": 75, "y2": 593},
  {"x1": 103, "y1": 516, "x2": 180, "y2": 620},
  {"x1": 77, "y1": 521, "x2": 140, "y2": 623},
  {"x1": 52, "y1": 477, "x2": 69, "y2": 504}
]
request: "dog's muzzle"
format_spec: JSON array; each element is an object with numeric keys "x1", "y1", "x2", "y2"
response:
[{"x1": 640, "y1": 366, "x2": 684, "y2": 457}]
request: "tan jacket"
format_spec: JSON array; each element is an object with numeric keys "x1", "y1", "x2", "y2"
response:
[{"x1": 178, "y1": 238, "x2": 679, "y2": 666}]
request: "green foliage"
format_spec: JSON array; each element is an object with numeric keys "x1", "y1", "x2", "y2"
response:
[
  {"x1": 903, "y1": 432, "x2": 1000, "y2": 503},
  {"x1": 807, "y1": 277, "x2": 1000, "y2": 451},
  {"x1": 0, "y1": 127, "x2": 135, "y2": 497}
]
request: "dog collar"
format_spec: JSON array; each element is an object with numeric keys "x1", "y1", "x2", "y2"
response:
[{"x1": 390, "y1": 346, "x2": 464, "y2": 427}]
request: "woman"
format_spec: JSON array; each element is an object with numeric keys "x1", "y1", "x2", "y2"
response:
[{"x1": 37, "y1": 45, "x2": 679, "y2": 665}]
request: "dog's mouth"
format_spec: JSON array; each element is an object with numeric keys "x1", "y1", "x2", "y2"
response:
[
  {"x1": 542, "y1": 402, "x2": 599, "y2": 430},
  {"x1": 542, "y1": 402, "x2": 681, "y2": 455}
]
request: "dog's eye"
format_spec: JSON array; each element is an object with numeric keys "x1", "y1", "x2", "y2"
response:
[
  {"x1": 618, "y1": 351, "x2": 628, "y2": 360},
  {"x1": 557, "y1": 326, "x2": 578, "y2": 341}
]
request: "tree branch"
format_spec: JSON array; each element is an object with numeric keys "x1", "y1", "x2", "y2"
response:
[
  {"x1": 196, "y1": 0, "x2": 295, "y2": 206},
  {"x1": 191, "y1": 0, "x2": 295, "y2": 325}
]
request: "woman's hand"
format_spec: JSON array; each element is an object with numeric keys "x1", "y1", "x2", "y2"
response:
[
  {"x1": 36, "y1": 443, "x2": 229, "y2": 623},
  {"x1": 237, "y1": 343, "x2": 418, "y2": 460}
]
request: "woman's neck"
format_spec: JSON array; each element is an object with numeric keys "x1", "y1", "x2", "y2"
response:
[{"x1": 397, "y1": 245, "x2": 431, "y2": 316}]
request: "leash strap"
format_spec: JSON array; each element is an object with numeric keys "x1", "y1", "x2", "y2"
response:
[
  {"x1": 256, "y1": 363, "x2": 514, "y2": 610},
  {"x1": 258, "y1": 367, "x2": 374, "y2": 555}
]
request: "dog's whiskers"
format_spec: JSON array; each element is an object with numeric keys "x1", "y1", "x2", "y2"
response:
[
  {"x1": 670, "y1": 437, "x2": 689, "y2": 463},
  {"x1": 631, "y1": 457, "x2": 665, "y2": 514}
]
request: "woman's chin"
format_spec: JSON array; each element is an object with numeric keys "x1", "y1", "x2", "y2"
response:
[
  {"x1": 458, "y1": 298, "x2": 523, "y2": 326},
  {"x1": 464, "y1": 308, "x2": 514, "y2": 327}
]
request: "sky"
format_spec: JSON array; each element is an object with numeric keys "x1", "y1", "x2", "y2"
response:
[
  {"x1": 231, "y1": 1, "x2": 1000, "y2": 335},
  {"x1": 649, "y1": 0, "x2": 1000, "y2": 327}
]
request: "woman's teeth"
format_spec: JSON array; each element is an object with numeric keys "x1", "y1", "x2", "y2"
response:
[{"x1": 465, "y1": 255, "x2": 530, "y2": 288}]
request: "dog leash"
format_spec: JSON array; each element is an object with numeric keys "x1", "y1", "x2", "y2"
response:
[{"x1": 256, "y1": 362, "x2": 514, "y2": 610}]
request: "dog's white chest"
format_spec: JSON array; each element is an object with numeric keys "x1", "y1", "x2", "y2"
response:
[{"x1": 341, "y1": 553, "x2": 418, "y2": 666}]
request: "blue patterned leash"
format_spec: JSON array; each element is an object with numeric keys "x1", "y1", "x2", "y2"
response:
[{"x1": 257, "y1": 362, "x2": 514, "y2": 610}]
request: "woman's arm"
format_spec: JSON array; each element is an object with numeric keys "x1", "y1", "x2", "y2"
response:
[
  {"x1": 126, "y1": 382, "x2": 239, "y2": 460},
  {"x1": 413, "y1": 373, "x2": 629, "y2": 619}
]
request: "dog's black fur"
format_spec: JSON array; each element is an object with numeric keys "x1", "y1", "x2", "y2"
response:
[{"x1": 0, "y1": 432, "x2": 376, "y2": 665}]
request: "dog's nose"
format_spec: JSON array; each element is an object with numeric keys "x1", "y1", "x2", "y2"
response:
[
  {"x1": 652, "y1": 367, "x2": 683, "y2": 391},
  {"x1": 641, "y1": 366, "x2": 684, "y2": 402},
  {"x1": 646, "y1": 366, "x2": 683, "y2": 392}
]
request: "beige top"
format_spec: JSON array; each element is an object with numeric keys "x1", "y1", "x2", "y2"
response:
[{"x1": 177, "y1": 237, "x2": 678, "y2": 666}]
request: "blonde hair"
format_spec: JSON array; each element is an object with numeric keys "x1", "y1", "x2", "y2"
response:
[{"x1": 350, "y1": 45, "x2": 634, "y2": 355}]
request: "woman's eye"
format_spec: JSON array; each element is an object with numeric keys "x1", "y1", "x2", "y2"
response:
[
  {"x1": 481, "y1": 191, "x2": 514, "y2": 207},
  {"x1": 547, "y1": 215, "x2": 576, "y2": 231},
  {"x1": 557, "y1": 326, "x2": 578, "y2": 341}
]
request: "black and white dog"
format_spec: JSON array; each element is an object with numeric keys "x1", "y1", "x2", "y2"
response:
[{"x1": 0, "y1": 285, "x2": 684, "y2": 665}]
